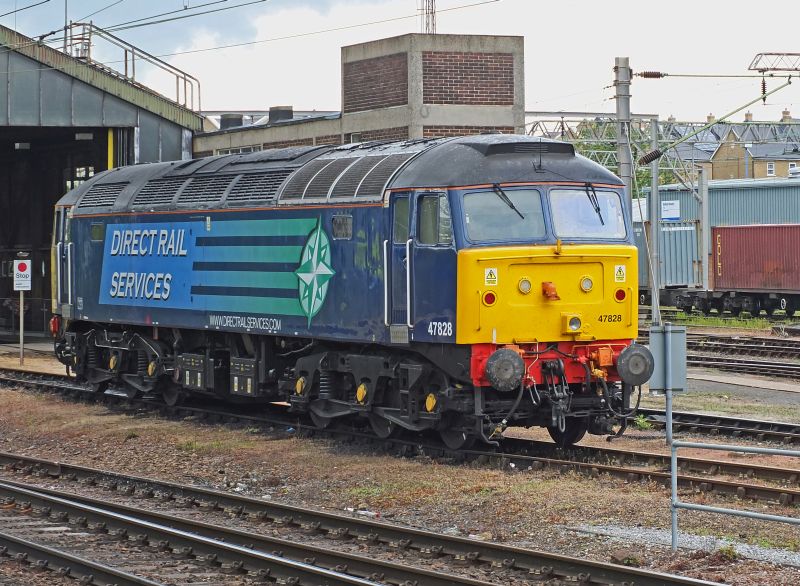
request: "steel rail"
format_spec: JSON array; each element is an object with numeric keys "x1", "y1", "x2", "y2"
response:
[
  {"x1": 0, "y1": 480, "x2": 381, "y2": 586},
  {"x1": 501, "y1": 437, "x2": 800, "y2": 487},
  {"x1": 0, "y1": 529, "x2": 163, "y2": 586},
  {"x1": 637, "y1": 408, "x2": 800, "y2": 444},
  {"x1": 2, "y1": 368, "x2": 799, "y2": 503},
  {"x1": 0, "y1": 478, "x2": 495, "y2": 586},
  {"x1": 0, "y1": 454, "x2": 716, "y2": 586}
]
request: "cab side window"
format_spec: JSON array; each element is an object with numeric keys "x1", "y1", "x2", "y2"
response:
[
  {"x1": 417, "y1": 194, "x2": 452, "y2": 246},
  {"x1": 393, "y1": 196, "x2": 410, "y2": 244}
]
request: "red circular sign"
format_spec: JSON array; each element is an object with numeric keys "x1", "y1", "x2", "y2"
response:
[{"x1": 17, "y1": 262, "x2": 27, "y2": 272}]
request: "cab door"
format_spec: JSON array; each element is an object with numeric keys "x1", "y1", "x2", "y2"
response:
[
  {"x1": 410, "y1": 192, "x2": 457, "y2": 342},
  {"x1": 53, "y1": 207, "x2": 74, "y2": 317}
]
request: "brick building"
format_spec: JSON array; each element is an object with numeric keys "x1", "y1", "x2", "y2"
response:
[{"x1": 193, "y1": 33, "x2": 525, "y2": 156}]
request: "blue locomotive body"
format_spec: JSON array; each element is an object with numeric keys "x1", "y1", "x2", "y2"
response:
[{"x1": 52, "y1": 135, "x2": 652, "y2": 448}]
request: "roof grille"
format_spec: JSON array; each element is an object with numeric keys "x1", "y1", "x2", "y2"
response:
[
  {"x1": 226, "y1": 170, "x2": 293, "y2": 203},
  {"x1": 483, "y1": 142, "x2": 575, "y2": 156},
  {"x1": 280, "y1": 160, "x2": 332, "y2": 199},
  {"x1": 330, "y1": 156, "x2": 386, "y2": 199},
  {"x1": 132, "y1": 178, "x2": 188, "y2": 208},
  {"x1": 78, "y1": 182, "x2": 128, "y2": 209},
  {"x1": 178, "y1": 175, "x2": 233, "y2": 206},
  {"x1": 356, "y1": 153, "x2": 414, "y2": 198},
  {"x1": 304, "y1": 158, "x2": 358, "y2": 199}
]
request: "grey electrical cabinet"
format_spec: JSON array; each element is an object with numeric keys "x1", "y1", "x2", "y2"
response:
[{"x1": 648, "y1": 325, "x2": 687, "y2": 393}]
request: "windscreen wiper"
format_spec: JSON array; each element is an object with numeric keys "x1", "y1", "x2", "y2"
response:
[
  {"x1": 584, "y1": 183, "x2": 605, "y2": 226},
  {"x1": 492, "y1": 184, "x2": 525, "y2": 220}
]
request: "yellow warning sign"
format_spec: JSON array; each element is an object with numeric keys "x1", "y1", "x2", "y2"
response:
[
  {"x1": 614, "y1": 265, "x2": 626, "y2": 283},
  {"x1": 485, "y1": 268, "x2": 498, "y2": 286}
]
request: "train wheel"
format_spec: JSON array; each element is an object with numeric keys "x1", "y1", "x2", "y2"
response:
[
  {"x1": 438, "y1": 414, "x2": 477, "y2": 450},
  {"x1": 160, "y1": 382, "x2": 183, "y2": 407},
  {"x1": 548, "y1": 419, "x2": 588, "y2": 448},
  {"x1": 309, "y1": 405, "x2": 334, "y2": 430},
  {"x1": 440, "y1": 428, "x2": 476, "y2": 450},
  {"x1": 369, "y1": 413, "x2": 399, "y2": 439},
  {"x1": 89, "y1": 380, "x2": 108, "y2": 394}
]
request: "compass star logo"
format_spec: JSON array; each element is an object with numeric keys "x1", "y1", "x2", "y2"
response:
[{"x1": 295, "y1": 218, "x2": 335, "y2": 325}]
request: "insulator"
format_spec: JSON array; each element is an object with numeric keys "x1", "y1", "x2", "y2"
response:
[
  {"x1": 318, "y1": 370, "x2": 335, "y2": 400},
  {"x1": 762, "y1": 77, "x2": 767, "y2": 103},
  {"x1": 638, "y1": 149, "x2": 663, "y2": 165},
  {"x1": 638, "y1": 71, "x2": 665, "y2": 79}
]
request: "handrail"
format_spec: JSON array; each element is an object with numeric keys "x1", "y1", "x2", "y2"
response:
[{"x1": 65, "y1": 22, "x2": 201, "y2": 111}]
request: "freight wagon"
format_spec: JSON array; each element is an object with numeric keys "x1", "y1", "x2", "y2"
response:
[{"x1": 681, "y1": 224, "x2": 800, "y2": 316}]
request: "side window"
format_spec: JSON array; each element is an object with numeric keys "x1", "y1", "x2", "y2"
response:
[
  {"x1": 393, "y1": 196, "x2": 410, "y2": 243},
  {"x1": 417, "y1": 194, "x2": 453, "y2": 246}
]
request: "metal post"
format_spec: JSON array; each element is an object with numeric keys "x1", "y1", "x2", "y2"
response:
[
  {"x1": 19, "y1": 290, "x2": 24, "y2": 366},
  {"x1": 615, "y1": 58, "x2": 633, "y2": 200},
  {"x1": 649, "y1": 117, "x2": 661, "y2": 324},
  {"x1": 698, "y1": 168, "x2": 710, "y2": 291},
  {"x1": 63, "y1": 0, "x2": 68, "y2": 52},
  {"x1": 665, "y1": 321, "x2": 677, "y2": 550}
]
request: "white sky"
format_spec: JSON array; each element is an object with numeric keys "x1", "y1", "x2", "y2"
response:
[{"x1": 3, "y1": 0, "x2": 800, "y2": 122}]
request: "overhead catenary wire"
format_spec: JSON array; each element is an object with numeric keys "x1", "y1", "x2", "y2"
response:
[
  {"x1": 638, "y1": 77, "x2": 794, "y2": 164},
  {"x1": 78, "y1": 0, "x2": 127, "y2": 22},
  {"x1": 95, "y1": 0, "x2": 229, "y2": 31},
  {"x1": 0, "y1": 0, "x2": 50, "y2": 19},
  {"x1": 0, "y1": 0, "x2": 501, "y2": 77}
]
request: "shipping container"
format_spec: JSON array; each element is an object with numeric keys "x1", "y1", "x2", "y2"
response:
[
  {"x1": 637, "y1": 178, "x2": 800, "y2": 292},
  {"x1": 712, "y1": 224, "x2": 800, "y2": 292},
  {"x1": 635, "y1": 220, "x2": 701, "y2": 289}
]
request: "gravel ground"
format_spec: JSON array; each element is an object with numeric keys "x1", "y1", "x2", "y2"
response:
[{"x1": 0, "y1": 385, "x2": 798, "y2": 585}]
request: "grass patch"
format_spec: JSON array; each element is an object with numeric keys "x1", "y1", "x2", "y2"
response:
[{"x1": 678, "y1": 314, "x2": 772, "y2": 330}]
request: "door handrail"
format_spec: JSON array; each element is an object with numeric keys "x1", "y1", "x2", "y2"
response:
[
  {"x1": 383, "y1": 239, "x2": 389, "y2": 326},
  {"x1": 405, "y1": 238, "x2": 413, "y2": 328}
]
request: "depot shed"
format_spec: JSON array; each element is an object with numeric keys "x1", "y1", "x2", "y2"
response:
[{"x1": 0, "y1": 24, "x2": 203, "y2": 333}]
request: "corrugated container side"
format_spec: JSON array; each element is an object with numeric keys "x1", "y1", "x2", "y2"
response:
[
  {"x1": 635, "y1": 221, "x2": 701, "y2": 289},
  {"x1": 713, "y1": 225, "x2": 800, "y2": 291}
]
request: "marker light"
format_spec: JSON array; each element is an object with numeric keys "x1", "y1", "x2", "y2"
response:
[
  {"x1": 568, "y1": 316, "x2": 582, "y2": 331},
  {"x1": 518, "y1": 278, "x2": 532, "y2": 294},
  {"x1": 615, "y1": 288, "x2": 627, "y2": 302},
  {"x1": 483, "y1": 291, "x2": 497, "y2": 306},
  {"x1": 580, "y1": 276, "x2": 594, "y2": 292}
]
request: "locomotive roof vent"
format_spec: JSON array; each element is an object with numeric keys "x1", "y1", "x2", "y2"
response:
[
  {"x1": 225, "y1": 170, "x2": 294, "y2": 205},
  {"x1": 178, "y1": 175, "x2": 234, "y2": 207},
  {"x1": 473, "y1": 141, "x2": 575, "y2": 157},
  {"x1": 131, "y1": 177, "x2": 190, "y2": 209},
  {"x1": 77, "y1": 182, "x2": 129, "y2": 209}
]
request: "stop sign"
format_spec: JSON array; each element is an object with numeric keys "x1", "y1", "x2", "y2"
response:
[{"x1": 13, "y1": 259, "x2": 31, "y2": 291}]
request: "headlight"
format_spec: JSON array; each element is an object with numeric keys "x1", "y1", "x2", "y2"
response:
[
  {"x1": 580, "y1": 276, "x2": 593, "y2": 292},
  {"x1": 568, "y1": 316, "x2": 582, "y2": 331},
  {"x1": 518, "y1": 278, "x2": 532, "y2": 294}
]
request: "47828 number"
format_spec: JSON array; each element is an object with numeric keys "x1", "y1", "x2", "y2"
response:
[
  {"x1": 427, "y1": 321, "x2": 453, "y2": 337},
  {"x1": 598, "y1": 314, "x2": 622, "y2": 323}
]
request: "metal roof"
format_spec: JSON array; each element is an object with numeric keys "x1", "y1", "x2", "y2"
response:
[{"x1": 0, "y1": 24, "x2": 202, "y2": 131}]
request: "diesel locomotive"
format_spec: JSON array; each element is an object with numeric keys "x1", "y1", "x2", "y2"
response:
[{"x1": 50, "y1": 134, "x2": 654, "y2": 448}]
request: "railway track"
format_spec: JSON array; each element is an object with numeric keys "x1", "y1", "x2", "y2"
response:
[
  {"x1": 1, "y1": 367, "x2": 799, "y2": 509},
  {"x1": 636, "y1": 408, "x2": 800, "y2": 445},
  {"x1": 0, "y1": 453, "x2": 719, "y2": 586}
]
